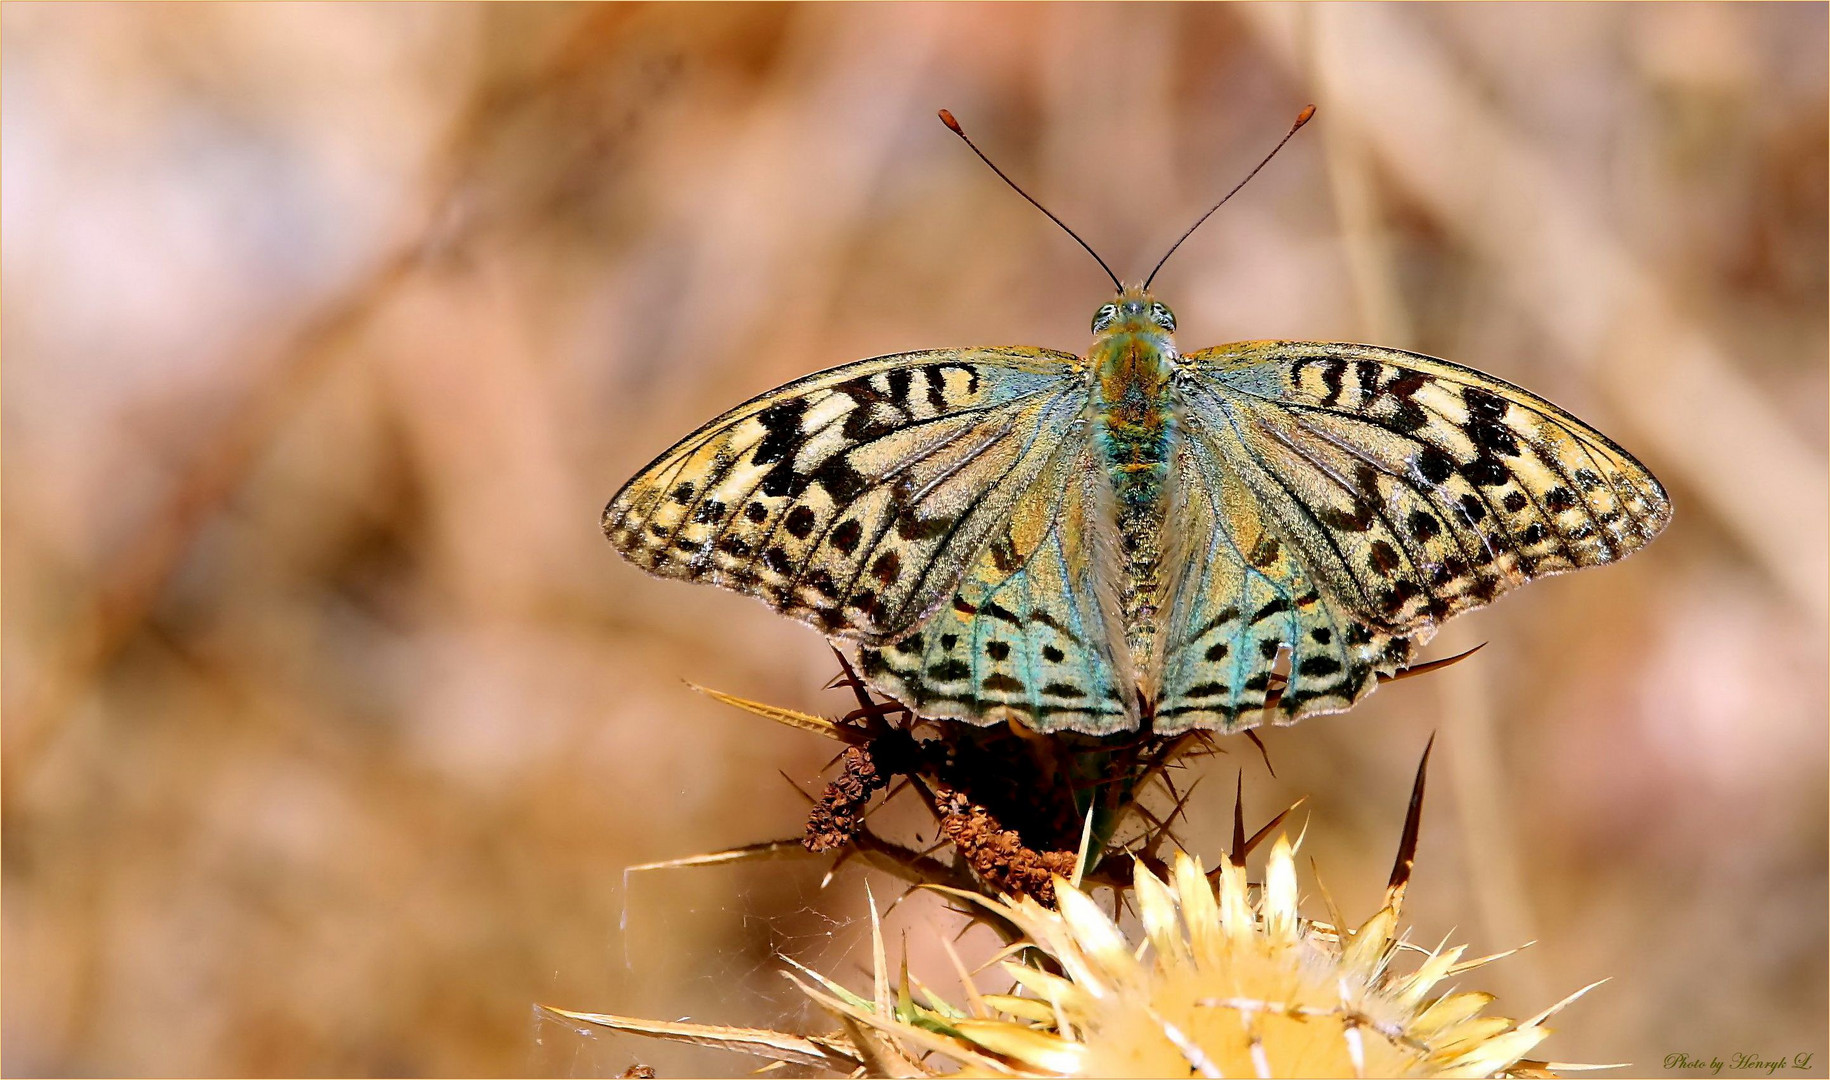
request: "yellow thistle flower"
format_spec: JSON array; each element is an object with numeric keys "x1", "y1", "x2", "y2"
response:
[
  {"x1": 787, "y1": 749, "x2": 1606, "y2": 1079},
  {"x1": 797, "y1": 843, "x2": 1592, "y2": 1078},
  {"x1": 550, "y1": 745, "x2": 1610, "y2": 1079}
]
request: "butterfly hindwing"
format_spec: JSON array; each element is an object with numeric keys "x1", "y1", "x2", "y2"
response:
[
  {"x1": 603, "y1": 347, "x2": 1085, "y2": 643},
  {"x1": 1154, "y1": 410, "x2": 1401, "y2": 733},
  {"x1": 858, "y1": 438, "x2": 1136, "y2": 735},
  {"x1": 1154, "y1": 341, "x2": 1671, "y2": 730}
]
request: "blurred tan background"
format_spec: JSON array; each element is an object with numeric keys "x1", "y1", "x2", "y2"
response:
[{"x1": 4, "y1": 3, "x2": 1826, "y2": 1077}]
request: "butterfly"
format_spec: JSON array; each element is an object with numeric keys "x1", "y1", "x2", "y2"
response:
[{"x1": 602, "y1": 107, "x2": 1669, "y2": 737}]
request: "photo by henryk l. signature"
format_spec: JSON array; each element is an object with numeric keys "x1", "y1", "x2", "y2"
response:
[{"x1": 1665, "y1": 1051, "x2": 1818, "y2": 1076}]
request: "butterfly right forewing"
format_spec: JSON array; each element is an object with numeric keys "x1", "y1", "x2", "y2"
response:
[
  {"x1": 1152, "y1": 340, "x2": 1671, "y2": 732},
  {"x1": 1187, "y1": 341, "x2": 1670, "y2": 607},
  {"x1": 604, "y1": 346, "x2": 1087, "y2": 644}
]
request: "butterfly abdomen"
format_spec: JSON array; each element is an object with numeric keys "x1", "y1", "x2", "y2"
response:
[{"x1": 1090, "y1": 328, "x2": 1181, "y2": 685}]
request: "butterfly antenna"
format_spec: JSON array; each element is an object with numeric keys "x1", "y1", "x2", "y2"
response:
[
  {"x1": 939, "y1": 109, "x2": 1123, "y2": 293},
  {"x1": 1143, "y1": 104, "x2": 1316, "y2": 291}
]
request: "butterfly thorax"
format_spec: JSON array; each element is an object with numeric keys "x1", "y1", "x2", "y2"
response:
[{"x1": 1087, "y1": 292, "x2": 1182, "y2": 694}]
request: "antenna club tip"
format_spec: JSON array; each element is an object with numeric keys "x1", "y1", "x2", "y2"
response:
[
  {"x1": 1296, "y1": 103, "x2": 1317, "y2": 127},
  {"x1": 937, "y1": 108, "x2": 962, "y2": 134}
]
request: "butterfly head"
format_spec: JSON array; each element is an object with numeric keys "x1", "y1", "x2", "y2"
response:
[{"x1": 1092, "y1": 287, "x2": 1176, "y2": 336}]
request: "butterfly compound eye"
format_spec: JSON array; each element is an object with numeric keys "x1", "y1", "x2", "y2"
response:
[
  {"x1": 1149, "y1": 302, "x2": 1177, "y2": 332},
  {"x1": 1091, "y1": 303, "x2": 1119, "y2": 333}
]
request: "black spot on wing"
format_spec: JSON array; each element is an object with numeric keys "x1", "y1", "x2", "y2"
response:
[
  {"x1": 1416, "y1": 446, "x2": 1457, "y2": 485},
  {"x1": 758, "y1": 461, "x2": 806, "y2": 499},
  {"x1": 1319, "y1": 359, "x2": 1347, "y2": 406},
  {"x1": 1251, "y1": 598, "x2": 1289, "y2": 624},
  {"x1": 1386, "y1": 370, "x2": 1428, "y2": 400},
  {"x1": 894, "y1": 512, "x2": 953, "y2": 541},
  {"x1": 981, "y1": 601, "x2": 1023, "y2": 625},
  {"x1": 1316, "y1": 498, "x2": 1375, "y2": 533},
  {"x1": 1388, "y1": 400, "x2": 1430, "y2": 432},
  {"x1": 1381, "y1": 370, "x2": 1431, "y2": 431},
  {"x1": 919, "y1": 364, "x2": 949, "y2": 411},
  {"x1": 808, "y1": 454, "x2": 867, "y2": 502},
  {"x1": 803, "y1": 569, "x2": 839, "y2": 599},
  {"x1": 752, "y1": 399, "x2": 806, "y2": 465},
  {"x1": 784, "y1": 506, "x2": 817, "y2": 538},
  {"x1": 1461, "y1": 457, "x2": 1511, "y2": 487},
  {"x1": 927, "y1": 659, "x2": 971, "y2": 682},
  {"x1": 870, "y1": 551, "x2": 902, "y2": 587},
  {"x1": 1462, "y1": 386, "x2": 1520, "y2": 456},
  {"x1": 987, "y1": 538, "x2": 1019, "y2": 574},
  {"x1": 1298, "y1": 656, "x2": 1342, "y2": 677}
]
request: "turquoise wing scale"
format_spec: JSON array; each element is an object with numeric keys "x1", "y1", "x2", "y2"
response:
[
  {"x1": 1152, "y1": 341, "x2": 1672, "y2": 733},
  {"x1": 603, "y1": 347, "x2": 1093, "y2": 646}
]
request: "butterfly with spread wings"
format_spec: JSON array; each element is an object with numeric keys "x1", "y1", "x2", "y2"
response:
[{"x1": 603, "y1": 107, "x2": 1669, "y2": 737}]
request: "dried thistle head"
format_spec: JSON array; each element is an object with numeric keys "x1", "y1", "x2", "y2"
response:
[
  {"x1": 698, "y1": 647, "x2": 1457, "y2": 906},
  {"x1": 556, "y1": 743, "x2": 1610, "y2": 1078},
  {"x1": 694, "y1": 652, "x2": 1238, "y2": 905},
  {"x1": 806, "y1": 848, "x2": 1593, "y2": 1078}
]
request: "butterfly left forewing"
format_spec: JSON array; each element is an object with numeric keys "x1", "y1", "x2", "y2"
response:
[{"x1": 605, "y1": 347, "x2": 1084, "y2": 642}]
